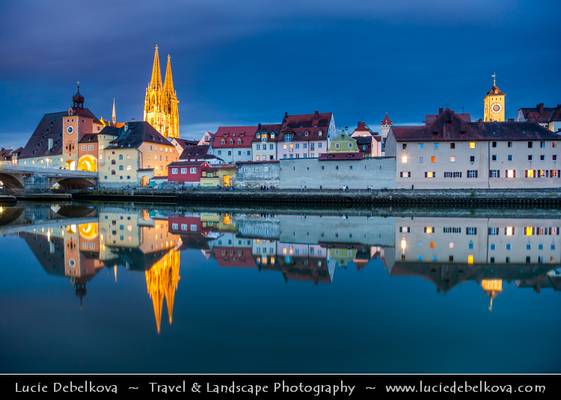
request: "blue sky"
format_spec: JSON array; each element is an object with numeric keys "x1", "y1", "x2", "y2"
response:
[{"x1": 0, "y1": 0, "x2": 560, "y2": 148}]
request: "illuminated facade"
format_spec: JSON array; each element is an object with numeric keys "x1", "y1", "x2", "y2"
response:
[
  {"x1": 144, "y1": 45, "x2": 180, "y2": 139},
  {"x1": 483, "y1": 73, "x2": 506, "y2": 122}
]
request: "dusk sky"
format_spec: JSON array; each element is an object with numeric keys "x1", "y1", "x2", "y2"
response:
[{"x1": 0, "y1": 0, "x2": 560, "y2": 148}]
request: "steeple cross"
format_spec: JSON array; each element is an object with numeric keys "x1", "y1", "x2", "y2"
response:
[{"x1": 491, "y1": 72, "x2": 496, "y2": 86}]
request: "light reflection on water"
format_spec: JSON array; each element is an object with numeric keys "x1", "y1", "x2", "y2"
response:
[{"x1": 0, "y1": 203, "x2": 560, "y2": 372}]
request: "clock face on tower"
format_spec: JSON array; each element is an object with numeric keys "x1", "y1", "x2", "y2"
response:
[
  {"x1": 66, "y1": 126, "x2": 74, "y2": 135},
  {"x1": 491, "y1": 103, "x2": 502, "y2": 113}
]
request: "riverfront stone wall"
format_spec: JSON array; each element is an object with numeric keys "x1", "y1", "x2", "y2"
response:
[
  {"x1": 279, "y1": 157, "x2": 396, "y2": 190},
  {"x1": 235, "y1": 162, "x2": 280, "y2": 188}
]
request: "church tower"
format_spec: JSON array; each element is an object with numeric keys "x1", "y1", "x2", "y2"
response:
[
  {"x1": 483, "y1": 73, "x2": 506, "y2": 122},
  {"x1": 143, "y1": 45, "x2": 180, "y2": 139}
]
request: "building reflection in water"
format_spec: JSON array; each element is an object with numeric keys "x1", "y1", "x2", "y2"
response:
[{"x1": 2, "y1": 205, "x2": 560, "y2": 333}]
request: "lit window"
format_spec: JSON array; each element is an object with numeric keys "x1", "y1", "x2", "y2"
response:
[
  {"x1": 401, "y1": 155, "x2": 408, "y2": 164},
  {"x1": 525, "y1": 226, "x2": 533, "y2": 236},
  {"x1": 506, "y1": 169, "x2": 516, "y2": 178},
  {"x1": 424, "y1": 226, "x2": 434, "y2": 234},
  {"x1": 467, "y1": 255, "x2": 474, "y2": 265},
  {"x1": 431, "y1": 155, "x2": 436, "y2": 163},
  {"x1": 449, "y1": 156, "x2": 456, "y2": 162},
  {"x1": 469, "y1": 142, "x2": 476, "y2": 149},
  {"x1": 505, "y1": 226, "x2": 515, "y2": 236}
]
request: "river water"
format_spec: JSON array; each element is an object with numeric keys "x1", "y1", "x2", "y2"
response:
[{"x1": 0, "y1": 202, "x2": 560, "y2": 372}]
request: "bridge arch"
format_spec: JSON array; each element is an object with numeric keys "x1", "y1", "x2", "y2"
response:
[
  {"x1": 55, "y1": 177, "x2": 97, "y2": 190},
  {"x1": 0, "y1": 173, "x2": 24, "y2": 192}
]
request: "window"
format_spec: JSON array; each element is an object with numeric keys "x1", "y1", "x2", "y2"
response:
[
  {"x1": 450, "y1": 143, "x2": 455, "y2": 149},
  {"x1": 469, "y1": 142, "x2": 476, "y2": 149},
  {"x1": 540, "y1": 155, "x2": 545, "y2": 161},
  {"x1": 553, "y1": 155, "x2": 557, "y2": 161},
  {"x1": 434, "y1": 143, "x2": 440, "y2": 149},
  {"x1": 540, "y1": 141, "x2": 546, "y2": 148},
  {"x1": 431, "y1": 155, "x2": 436, "y2": 163},
  {"x1": 418, "y1": 143, "x2": 425, "y2": 149},
  {"x1": 491, "y1": 154, "x2": 497, "y2": 161},
  {"x1": 418, "y1": 156, "x2": 424, "y2": 163},
  {"x1": 425, "y1": 171, "x2": 436, "y2": 178},
  {"x1": 467, "y1": 170, "x2": 478, "y2": 178},
  {"x1": 489, "y1": 227, "x2": 499, "y2": 235},
  {"x1": 402, "y1": 143, "x2": 407, "y2": 150},
  {"x1": 508, "y1": 141, "x2": 512, "y2": 148},
  {"x1": 528, "y1": 141, "x2": 533, "y2": 148},
  {"x1": 181, "y1": 168, "x2": 187, "y2": 174},
  {"x1": 190, "y1": 167, "x2": 197, "y2": 174},
  {"x1": 466, "y1": 227, "x2": 477, "y2": 235},
  {"x1": 118, "y1": 165, "x2": 124, "y2": 171},
  {"x1": 400, "y1": 171, "x2": 411, "y2": 178},
  {"x1": 505, "y1": 226, "x2": 515, "y2": 236},
  {"x1": 399, "y1": 226, "x2": 411, "y2": 233},
  {"x1": 449, "y1": 156, "x2": 456, "y2": 162},
  {"x1": 401, "y1": 155, "x2": 408, "y2": 164},
  {"x1": 469, "y1": 155, "x2": 475, "y2": 162},
  {"x1": 424, "y1": 226, "x2": 434, "y2": 234},
  {"x1": 118, "y1": 154, "x2": 124, "y2": 160},
  {"x1": 528, "y1": 155, "x2": 533, "y2": 161},
  {"x1": 506, "y1": 169, "x2": 516, "y2": 178},
  {"x1": 525, "y1": 169, "x2": 535, "y2": 178},
  {"x1": 492, "y1": 141, "x2": 497, "y2": 148},
  {"x1": 489, "y1": 170, "x2": 500, "y2": 178},
  {"x1": 507, "y1": 154, "x2": 513, "y2": 161},
  {"x1": 443, "y1": 171, "x2": 462, "y2": 178}
]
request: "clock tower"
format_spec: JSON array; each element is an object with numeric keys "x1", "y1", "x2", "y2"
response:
[{"x1": 483, "y1": 73, "x2": 505, "y2": 122}]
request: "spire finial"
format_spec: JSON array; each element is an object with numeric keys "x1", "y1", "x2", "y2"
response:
[
  {"x1": 492, "y1": 72, "x2": 496, "y2": 87},
  {"x1": 111, "y1": 97, "x2": 117, "y2": 125},
  {"x1": 149, "y1": 45, "x2": 162, "y2": 89}
]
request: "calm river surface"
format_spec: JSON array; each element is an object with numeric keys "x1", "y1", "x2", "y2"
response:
[{"x1": 0, "y1": 202, "x2": 560, "y2": 372}]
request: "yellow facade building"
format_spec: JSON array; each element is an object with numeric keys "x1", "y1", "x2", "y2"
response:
[
  {"x1": 483, "y1": 73, "x2": 506, "y2": 122},
  {"x1": 98, "y1": 121, "x2": 177, "y2": 187},
  {"x1": 144, "y1": 45, "x2": 180, "y2": 139}
]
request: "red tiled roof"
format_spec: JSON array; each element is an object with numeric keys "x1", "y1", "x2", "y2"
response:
[
  {"x1": 252, "y1": 123, "x2": 282, "y2": 143},
  {"x1": 168, "y1": 160, "x2": 211, "y2": 168},
  {"x1": 519, "y1": 103, "x2": 560, "y2": 123},
  {"x1": 381, "y1": 114, "x2": 392, "y2": 126},
  {"x1": 391, "y1": 108, "x2": 560, "y2": 142},
  {"x1": 179, "y1": 144, "x2": 211, "y2": 160},
  {"x1": 212, "y1": 247, "x2": 256, "y2": 268},
  {"x1": 211, "y1": 125, "x2": 257, "y2": 148},
  {"x1": 279, "y1": 111, "x2": 332, "y2": 142}
]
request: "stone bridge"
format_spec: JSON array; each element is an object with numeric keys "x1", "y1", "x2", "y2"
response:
[{"x1": 0, "y1": 164, "x2": 97, "y2": 194}]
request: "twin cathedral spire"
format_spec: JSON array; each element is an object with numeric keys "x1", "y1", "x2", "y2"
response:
[{"x1": 144, "y1": 45, "x2": 180, "y2": 139}]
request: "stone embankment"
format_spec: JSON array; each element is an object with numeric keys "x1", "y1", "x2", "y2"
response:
[{"x1": 70, "y1": 188, "x2": 561, "y2": 208}]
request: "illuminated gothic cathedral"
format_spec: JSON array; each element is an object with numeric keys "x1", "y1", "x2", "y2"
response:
[{"x1": 144, "y1": 45, "x2": 180, "y2": 139}]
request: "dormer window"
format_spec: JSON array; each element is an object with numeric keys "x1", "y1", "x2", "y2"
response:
[
  {"x1": 237, "y1": 139, "x2": 242, "y2": 145},
  {"x1": 221, "y1": 139, "x2": 225, "y2": 145},
  {"x1": 319, "y1": 131, "x2": 323, "y2": 137},
  {"x1": 305, "y1": 131, "x2": 309, "y2": 137}
]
